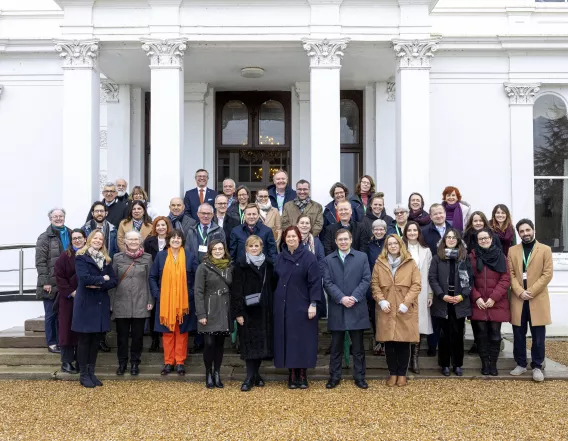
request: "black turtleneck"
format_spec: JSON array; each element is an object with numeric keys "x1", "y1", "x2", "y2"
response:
[{"x1": 522, "y1": 239, "x2": 536, "y2": 270}]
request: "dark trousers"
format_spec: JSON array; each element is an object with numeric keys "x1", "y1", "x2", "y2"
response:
[
  {"x1": 116, "y1": 317, "x2": 146, "y2": 365},
  {"x1": 438, "y1": 306, "x2": 465, "y2": 368},
  {"x1": 203, "y1": 334, "x2": 225, "y2": 371},
  {"x1": 384, "y1": 341, "x2": 411, "y2": 376},
  {"x1": 77, "y1": 332, "x2": 102, "y2": 367},
  {"x1": 43, "y1": 299, "x2": 59, "y2": 346},
  {"x1": 427, "y1": 315, "x2": 440, "y2": 351},
  {"x1": 329, "y1": 330, "x2": 366, "y2": 381},
  {"x1": 513, "y1": 300, "x2": 546, "y2": 369},
  {"x1": 367, "y1": 297, "x2": 377, "y2": 342},
  {"x1": 245, "y1": 359, "x2": 262, "y2": 380},
  {"x1": 60, "y1": 345, "x2": 76, "y2": 363},
  {"x1": 471, "y1": 320, "x2": 502, "y2": 361}
]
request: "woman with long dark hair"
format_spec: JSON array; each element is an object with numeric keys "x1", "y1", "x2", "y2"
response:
[
  {"x1": 350, "y1": 175, "x2": 376, "y2": 220},
  {"x1": 408, "y1": 192, "x2": 431, "y2": 226},
  {"x1": 490, "y1": 204, "x2": 516, "y2": 256},
  {"x1": 227, "y1": 185, "x2": 251, "y2": 224},
  {"x1": 117, "y1": 200, "x2": 152, "y2": 251},
  {"x1": 463, "y1": 211, "x2": 501, "y2": 252}
]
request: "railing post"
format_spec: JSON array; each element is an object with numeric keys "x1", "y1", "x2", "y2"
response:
[{"x1": 19, "y1": 248, "x2": 24, "y2": 296}]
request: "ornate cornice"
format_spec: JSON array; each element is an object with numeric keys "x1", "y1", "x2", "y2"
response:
[
  {"x1": 386, "y1": 82, "x2": 395, "y2": 101},
  {"x1": 392, "y1": 38, "x2": 440, "y2": 69},
  {"x1": 301, "y1": 38, "x2": 350, "y2": 69},
  {"x1": 53, "y1": 39, "x2": 99, "y2": 69},
  {"x1": 141, "y1": 38, "x2": 188, "y2": 69},
  {"x1": 503, "y1": 82, "x2": 541, "y2": 105},
  {"x1": 101, "y1": 80, "x2": 119, "y2": 103}
]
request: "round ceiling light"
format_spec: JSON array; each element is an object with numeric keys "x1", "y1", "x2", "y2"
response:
[{"x1": 241, "y1": 67, "x2": 265, "y2": 79}]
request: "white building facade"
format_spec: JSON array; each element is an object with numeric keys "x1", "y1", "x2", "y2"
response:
[{"x1": 1, "y1": 0, "x2": 568, "y2": 332}]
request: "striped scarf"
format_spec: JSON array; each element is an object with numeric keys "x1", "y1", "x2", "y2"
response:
[{"x1": 294, "y1": 197, "x2": 311, "y2": 212}]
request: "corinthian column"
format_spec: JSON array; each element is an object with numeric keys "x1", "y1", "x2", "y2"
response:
[
  {"x1": 392, "y1": 38, "x2": 439, "y2": 203},
  {"x1": 302, "y1": 38, "x2": 349, "y2": 204},
  {"x1": 54, "y1": 39, "x2": 100, "y2": 228},
  {"x1": 141, "y1": 38, "x2": 187, "y2": 214}
]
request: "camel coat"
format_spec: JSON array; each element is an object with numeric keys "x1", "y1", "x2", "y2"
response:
[
  {"x1": 260, "y1": 206, "x2": 282, "y2": 245},
  {"x1": 508, "y1": 241, "x2": 553, "y2": 327},
  {"x1": 117, "y1": 220, "x2": 153, "y2": 252},
  {"x1": 371, "y1": 255, "x2": 421, "y2": 343},
  {"x1": 281, "y1": 200, "x2": 324, "y2": 237}
]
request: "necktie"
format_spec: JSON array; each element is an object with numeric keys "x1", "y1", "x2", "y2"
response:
[
  {"x1": 202, "y1": 225, "x2": 208, "y2": 236},
  {"x1": 199, "y1": 188, "x2": 204, "y2": 204}
]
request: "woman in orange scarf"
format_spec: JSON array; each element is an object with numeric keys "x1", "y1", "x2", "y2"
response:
[{"x1": 149, "y1": 229, "x2": 198, "y2": 375}]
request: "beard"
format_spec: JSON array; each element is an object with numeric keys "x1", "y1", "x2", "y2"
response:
[
  {"x1": 521, "y1": 235, "x2": 534, "y2": 243},
  {"x1": 117, "y1": 190, "x2": 126, "y2": 197}
]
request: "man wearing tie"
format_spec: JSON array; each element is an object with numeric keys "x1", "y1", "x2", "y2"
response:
[
  {"x1": 184, "y1": 169, "x2": 218, "y2": 222},
  {"x1": 185, "y1": 203, "x2": 226, "y2": 263}
]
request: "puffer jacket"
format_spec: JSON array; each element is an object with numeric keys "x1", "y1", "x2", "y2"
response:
[
  {"x1": 35, "y1": 225, "x2": 71, "y2": 299},
  {"x1": 111, "y1": 252, "x2": 154, "y2": 319},
  {"x1": 194, "y1": 261, "x2": 234, "y2": 334},
  {"x1": 469, "y1": 250, "x2": 511, "y2": 322}
]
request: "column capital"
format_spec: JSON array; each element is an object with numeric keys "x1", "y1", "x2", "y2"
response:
[
  {"x1": 101, "y1": 80, "x2": 119, "y2": 103},
  {"x1": 141, "y1": 37, "x2": 188, "y2": 69},
  {"x1": 392, "y1": 38, "x2": 440, "y2": 69},
  {"x1": 503, "y1": 82, "x2": 541, "y2": 105},
  {"x1": 302, "y1": 38, "x2": 350, "y2": 69},
  {"x1": 53, "y1": 39, "x2": 99, "y2": 69}
]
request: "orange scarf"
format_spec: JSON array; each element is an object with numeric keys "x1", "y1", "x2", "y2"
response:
[{"x1": 159, "y1": 248, "x2": 189, "y2": 332}]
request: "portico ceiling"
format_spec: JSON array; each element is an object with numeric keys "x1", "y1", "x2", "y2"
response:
[{"x1": 99, "y1": 41, "x2": 395, "y2": 90}]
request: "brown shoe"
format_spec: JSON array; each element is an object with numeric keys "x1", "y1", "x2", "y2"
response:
[
  {"x1": 386, "y1": 375, "x2": 397, "y2": 387},
  {"x1": 397, "y1": 376, "x2": 407, "y2": 387}
]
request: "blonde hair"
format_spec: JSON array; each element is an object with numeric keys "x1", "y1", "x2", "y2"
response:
[
  {"x1": 380, "y1": 234, "x2": 410, "y2": 261},
  {"x1": 76, "y1": 230, "x2": 112, "y2": 264},
  {"x1": 245, "y1": 235, "x2": 264, "y2": 249}
]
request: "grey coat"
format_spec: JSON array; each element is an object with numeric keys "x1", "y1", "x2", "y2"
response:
[
  {"x1": 110, "y1": 252, "x2": 154, "y2": 319},
  {"x1": 194, "y1": 261, "x2": 233, "y2": 334},
  {"x1": 322, "y1": 249, "x2": 371, "y2": 331},
  {"x1": 185, "y1": 222, "x2": 226, "y2": 263},
  {"x1": 35, "y1": 225, "x2": 71, "y2": 299}
]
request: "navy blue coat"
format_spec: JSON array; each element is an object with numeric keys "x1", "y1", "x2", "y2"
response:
[
  {"x1": 268, "y1": 185, "x2": 297, "y2": 212},
  {"x1": 72, "y1": 254, "x2": 118, "y2": 333},
  {"x1": 422, "y1": 221, "x2": 452, "y2": 255},
  {"x1": 229, "y1": 222, "x2": 278, "y2": 263},
  {"x1": 320, "y1": 200, "x2": 359, "y2": 241},
  {"x1": 273, "y1": 246, "x2": 322, "y2": 368},
  {"x1": 323, "y1": 249, "x2": 371, "y2": 331},
  {"x1": 148, "y1": 249, "x2": 199, "y2": 334},
  {"x1": 301, "y1": 236, "x2": 326, "y2": 318},
  {"x1": 366, "y1": 236, "x2": 386, "y2": 272},
  {"x1": 183, "y1": 187, "x2": 218, "y2": 221}
]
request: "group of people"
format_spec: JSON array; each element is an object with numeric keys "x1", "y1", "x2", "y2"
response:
[{"x1": 35, "y1": 171, "x2": 553, "y2": 390}]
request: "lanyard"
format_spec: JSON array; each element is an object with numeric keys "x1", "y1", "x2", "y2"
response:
[
  {"x1": 523, "y1": 250, "x2": 532, "y2": 269},
  {"x1": 395, "y1": 224, "x2": 403, "y2": 237},
  {"x1": 198, "y1": 225, "x2": 208, "y2": 245},
  {"x1": 238, "y1": 207, "x2": 245, "y2": 223}
]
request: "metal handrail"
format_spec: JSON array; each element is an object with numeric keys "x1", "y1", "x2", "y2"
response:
[{"x1": 0, "y1": 244, "x2": 36, "y2": 296}]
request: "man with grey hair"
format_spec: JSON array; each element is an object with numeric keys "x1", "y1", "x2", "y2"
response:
[
  {"x1": 36, "y1": 208, "x2": 72, "y2": 353},
  {"x1": 85, "y1": 182, "x2": 128, "y2": 229},
  {"x1": 186, "y1": 203, "x2": 226, "y2": 263},
  {"x1": 115, "y1": 178, "x2": 129, "y2": 202},
  {"x1": 222, "y1": 178, "x2": 237, "y2": 208},
  {"x1": 167, "y1": 197, "x2": 197, "y2": 238}
]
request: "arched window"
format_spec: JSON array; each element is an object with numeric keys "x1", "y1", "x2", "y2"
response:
[
  {"x1": 259, "y1": 100, "x2": 285, "y2": 145},
  {"x1": 340, "y1": 92, "x2": 363, "y2": 193},
  {"x1": 222, "y1": 100, "x2": 248, "y2": 145},
  {"x1": 534, "y1": 94, "x2": 568, "y2": 252},
  {"x1": 340, "y1": 99, "x2": 360, "y2": 144}
]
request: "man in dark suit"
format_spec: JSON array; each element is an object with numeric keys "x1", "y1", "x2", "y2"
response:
[
  {"x1": 183, "y1": 169, "x2": 218, "y2": 221},
  {"x1": 85, "y1": 182, "x2": 128, "y2": 229},
  {"x1": 213, "y1": 194, "x2": 240, "y2": 243},
  {"x1": 324, "y1": 201, "x2": 368, "y2": 256},
  {"x1": 230, "y1": 204, "x2": 278, "y2": 263}
]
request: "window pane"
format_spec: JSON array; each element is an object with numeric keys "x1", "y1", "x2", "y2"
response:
[
  {"x1": 259, "y1": 100, "x2": 285, "y2": 145},
  {"x1": 340, "y1": 99, "x2": 359, "y2": 144},
  {"x1": 222, "y1": 100, "x2": 248, "y2": 145},
  {"x1": 217, "y1": 152, "x2": 230, "y2": 187},
  {"x1": 239, "y1": 151, "x2": 262, "y2": 183},
  {"x1": 340, "y1": 152, "x2": 360, "y2": 194},
  {"x1": 535, "y1": 178, "x2": 568, "y2": 252},
  {"x1": 534, "y1": 95, "x2": 568, "y2": 177}
]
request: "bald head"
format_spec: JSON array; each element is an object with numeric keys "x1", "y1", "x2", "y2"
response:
[{"x1": 169, "y1": 198, "x2": 185, "y2": 216}]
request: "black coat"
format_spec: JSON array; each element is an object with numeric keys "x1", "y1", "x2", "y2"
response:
[
  {"x1": 231, "y1": 261, "x2": 276, "y2": 360},
  {"x1": 323, "y1": 220, "x2": 368, "y2": 256},
  {"x1": 229, "y1": 222, "x2": 278, "y2": 263},
  {"x1": 273, "y1": 246, "x2": 322, "y2": 368},
  {"x1": 86, "y1": 199, "x2": 127, "y2": 229},
  {"x1": 422, "y1": 221, "x2": 452, "y2": 255},
  {"x1": 320, "y1": 200, "x2": 359, "y2": 241},
  {"x1": 464, "y1": 230, "x2": 502, "y2": 253},
  {"x1": 428, "y1": 255, "x2": 474, "y2": 320},
  {"x1": 217, "y1": 214, "x2": 241, "y2": 244},
  {"x1": 361, "y1": 210, "x2": 394, "y2": 240},
  {"x1": 143, "y1": 235, "x2": 162, "y2": 261},
  {"x1": 72, "y1": 254, "x2": 118, "y2": 333}
]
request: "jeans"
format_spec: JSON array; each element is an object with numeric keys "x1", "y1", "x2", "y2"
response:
[
  {"x1": 43, "y1": 298, "x2": 59, "y2": 346},
  {"x1": 513, "y1": 300, "x2": 546, "y2": 369}
]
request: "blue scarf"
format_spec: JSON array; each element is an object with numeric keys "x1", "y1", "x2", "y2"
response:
[
  {"x1": 53, "y1": 226, "x2": 69, "y2": 250},
  {"x1": 133, "y1": 219, "x2": 143, "y2": 231}
]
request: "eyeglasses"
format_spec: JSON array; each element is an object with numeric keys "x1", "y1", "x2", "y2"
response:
[
  {"x1": 71, "y1": 237, "x2": 84, "y2": 242},
  {"x1": 216, "y1": 203, "x2": 228, "y2": 206},
  {"x1": 93, "y1": 210, "x2": 105, "y2": 214},
  {"x1": 373, "y1": 227, "x2": 385, "y2": 231},
  {"x1": 103, "y1": 190, "x2": 116, "y2": 194},
  {"x1": 51, "y1": 216, "x2": 65, "y2": 220},
  {"x1": 199, "y1": 212, "x2": 213, "y2": 216},
  {"x1": 478, "y1": 237, "x2": 492, "y2": 242},
  {"x1": 257, "y1": 195, "x2": 269, "y2": 199},
  {"x1": 394, "y1": 211, "x2": 407, "y2": 216}
]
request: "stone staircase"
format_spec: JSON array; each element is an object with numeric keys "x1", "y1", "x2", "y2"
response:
[{"x1": 0, "y1": 317, "x2": 566, "y2": 382}]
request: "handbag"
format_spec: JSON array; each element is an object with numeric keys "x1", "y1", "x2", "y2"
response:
[{"x1": 244, "y1": 267, "x2": 266, "y2": 307}]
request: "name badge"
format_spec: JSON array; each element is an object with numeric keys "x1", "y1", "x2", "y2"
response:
[
  {"x1": 522, "y1": 272, "x2": 527, "y2": 281},
  {"x1": 199, "y1": 245, "x2": 208, "y2": 253}
]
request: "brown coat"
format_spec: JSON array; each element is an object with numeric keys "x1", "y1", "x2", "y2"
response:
[
  {"x1": 260, "y1": 206, "x2": 282, "y2": 245},
  {"x1": 117, "y1": 220, "x2": 153, "y2": 252},
  {"x1": 281, "y1": 200, "x2": 324, "y2": 236},
  {"x1": 371, "y1": 255, "x2": 421, "y2": 343},
  {"x1": 508, "y1": 241, "x2": 553, "y2": 327}
]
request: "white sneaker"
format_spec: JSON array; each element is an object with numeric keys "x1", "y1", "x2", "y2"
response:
[
  {"x1": 532, "y1": 368, "x2": 544, "y2": 382},
  {"x1": 510, "y1": 365, "x2": 527, "y2": 376}
]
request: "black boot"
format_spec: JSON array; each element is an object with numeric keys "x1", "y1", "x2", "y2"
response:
[
  {"x1": 116, "y1": 363, "x2": 127, "y2": 376},
  {"x1": 213, "y1": 370, "x2": 224, "y2": 388},
  {"x1": 61, "y1": 362, "x2": 77, "y2": 374},
  {"x1": 99, "y1": 339, "x2": 111, "y2": 353},
  {"x1": 410, "y1": 343, "x2": 420, "y2": 374},
  {"x1": 149, "y1": 334, "x2": 160, "y2": 353},
  {"x1": 468, "y1": 342, "x2": 478, "y2": 355},
  {"x1": 88, "y1": 364, "x2": 103, "y2": 386},
  {"x1": 288, "y1": 369, "x2": 298, "y2": 389},
  {"x1": 205, "y1": 368, "x2": 214, "y2": 389},
  {"x1": 489, "y1": 340, "x2": 501, "y2": 376},
  {"x1": 79, "y1": 365, "x2": 95, "y2": 388},
  {"x1": 480, "y1": 358, "x2": 491, "y2": 376},
  {"x1": 298, "y1": 368, "x2": 308, "y2": 389},
  {"x1": 130, "y1": 362, "x2": 140, "y2": 376}
]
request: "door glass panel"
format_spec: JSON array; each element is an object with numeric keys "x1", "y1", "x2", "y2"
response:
[
  {"x1": 340, "y1": 152, "x2": 359, "y2": 194},
  {"x1": 222, "y1": 100, "x2": 249, "y2": 145},
  {"x1": 340, "y1": 99, "x2": 359, "y2": 144},
  {"x1": 259, "y1": 100, "x2": 285, "y2": 145},
  {"x1": 239, "y1": 151, "x2": 263, "y2": 183}
]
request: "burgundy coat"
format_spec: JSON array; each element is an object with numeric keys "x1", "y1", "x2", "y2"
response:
[
  {"x1": 54, "y1": 251, "x2": 79, "y2": 346},
  {"x1": 469, "y1": 250, "x2": 511, "y2": 323}
]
